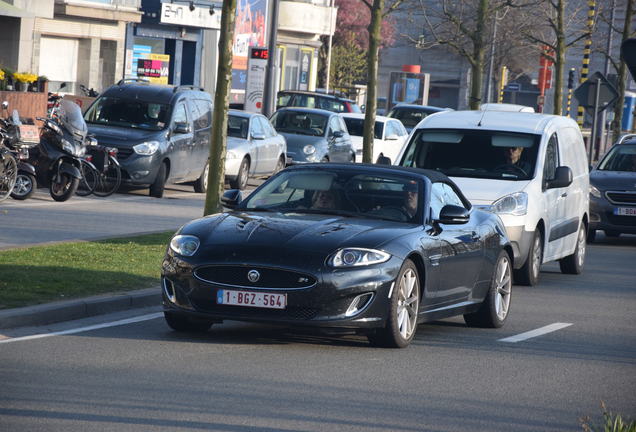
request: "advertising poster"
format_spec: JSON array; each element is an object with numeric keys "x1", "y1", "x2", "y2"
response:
[
  {"x1": 137, "y1": 53, "x2": 170, "y2": 85},
  {"x1": 231, "y1": 0, "x2": 268, "y2": 99}
]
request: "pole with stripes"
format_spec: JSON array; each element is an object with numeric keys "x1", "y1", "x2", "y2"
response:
[
  {"x1": 498, "y1": 66, "x2": 508, "y2": 103},
  {"x1": 577, "y1": 0, "x2": 596, "y2": 126},
  {"x1": 566, "y1": 68, "x2": 575, "y2": 117}
]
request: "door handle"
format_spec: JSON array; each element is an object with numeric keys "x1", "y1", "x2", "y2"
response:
[{"x1": 561, "y1": 192, "x2": 568, "y2": 198}]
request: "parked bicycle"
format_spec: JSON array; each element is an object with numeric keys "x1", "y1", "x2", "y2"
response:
[
  {"x1": 76, "y1": 140, "x2": 121, "y2": 197},
  {"x1": 1, "y1": 102, "x2": 39, "y2": 200}
]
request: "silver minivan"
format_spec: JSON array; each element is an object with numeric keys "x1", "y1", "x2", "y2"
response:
[{"x1": 395, "y1": 107, "x2": 589, "y2": 285}]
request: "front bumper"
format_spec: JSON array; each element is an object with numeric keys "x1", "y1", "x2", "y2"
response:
[
  {"x1": 161, "y1": 254, "x2": 400, "y2": 330},
  {"x1": 501, "y1": 225, "x2": 535, "y2": 269},
  {"x1": 117, "y1": 152, "x2": 162, "y2": 186},
  {"x1": 589, "y1": 194, "x2": 636, "y2": 234}
]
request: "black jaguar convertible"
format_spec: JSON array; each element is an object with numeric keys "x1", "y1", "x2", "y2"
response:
[{"x1": 161, "y1": 164, "x2": 513, "y2": 348}]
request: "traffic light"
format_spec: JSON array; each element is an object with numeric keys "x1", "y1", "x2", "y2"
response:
[{"x1": 568, "y1": 68, "x2": 576, "y2": 89}]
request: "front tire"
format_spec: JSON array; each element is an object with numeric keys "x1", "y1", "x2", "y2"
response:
[
  {"x1": 464, "y1": 251, "x2": 512, "y2": 328},
  {"x1": 149, "y1": 162, "x2": 167, "y2": 198},
  {"x1": 11, "y1": 172, "x2": 36, "y2": 200},
  {"x1": 230, "y1": 158, "x2": 249, "y2": 190},
  {"x1": 368, "y1": 259, "x2": 420, "y2": 348},
  {"x1": 559, "y1": 222, "x2": 586, "y2": 274},
  {"x1": 193, "y1": 161, "x2": 208, "y2": 193},
  {"x1": 50, "y1": 173, "x2": 79, "y2": 202},
  {"x1": 513, "y1": 229, "x2": 542, "y2": 286},
  {"x1": 586, "y1": 228, "x2": 596, "y2": 243}
]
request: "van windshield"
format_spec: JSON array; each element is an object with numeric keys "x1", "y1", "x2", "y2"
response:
[
  {"x1": 400, "y1": 129, "x2": 540, "y2": 180},
  {"x1": 84, "y1": 97, "x2": 170, "y2": 131}
]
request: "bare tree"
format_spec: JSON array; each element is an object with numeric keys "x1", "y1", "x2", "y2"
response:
[{"x1": 204, "y1": 0, "x2": 238, "y2": 216}]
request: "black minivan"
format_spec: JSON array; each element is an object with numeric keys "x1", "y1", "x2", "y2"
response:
[{"x1": 84, "y1": 81, "x2": 213, "y2": 197}]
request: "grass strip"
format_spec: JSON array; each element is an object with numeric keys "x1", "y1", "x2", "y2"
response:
[{"x1": 0, "y1": 231, "x2": 175, "y2": 309}]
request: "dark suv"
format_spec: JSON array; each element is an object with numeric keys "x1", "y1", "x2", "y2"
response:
[
  {"x1": 84, "y1": 81, "x2": 213, "y2": 197},
  {"x1": 277, "y1": 90, "x2": 361, "y2": 113}
]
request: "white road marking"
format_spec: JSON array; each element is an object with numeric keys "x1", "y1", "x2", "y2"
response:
[
  {"x1": 0, "y1": 312, "x2": 162, "y2": 345},
  {"x1": 498, "y1": 322, "x2": 572, "y2": 343}
]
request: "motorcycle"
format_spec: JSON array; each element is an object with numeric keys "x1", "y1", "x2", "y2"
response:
[
  {"x1": 34, "y1": 100, "x2": 93, "y2": 202},
  {"x1": 0, "y1": 101, "x2": 39, "y2": 200}
]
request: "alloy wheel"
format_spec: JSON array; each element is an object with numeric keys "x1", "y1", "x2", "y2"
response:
[
  {"x1": 576, "y1": 225, "x2": 586, "y2": 268},
  {"x1": 531, "y1": 234, "x2": 542, "y2": 280},
  {"x1": 494, "y1": 256, "x2": 511, "y2": 321},
  {"x1": 397, "y1": 268, "x2": 419, "y2": 340},
  {"x1": 12, "y1": 174, "x2": 33, "y2": 197}
]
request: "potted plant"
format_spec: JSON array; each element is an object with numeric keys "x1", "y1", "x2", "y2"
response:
[
  {"x1": 36, "y1": 75, "x2": 48, "y2": 93},
  {"x1": 13, "y1": 72, "x2": 39, "y2": 92}
]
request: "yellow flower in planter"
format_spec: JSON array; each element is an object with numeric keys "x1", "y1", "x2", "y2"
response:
[
  {"x1": 13, "y1": 72, "x2": 38, "y2": 83},
  {"x1": 0, "y1": 70, "x2": 5, "y2": 81}
]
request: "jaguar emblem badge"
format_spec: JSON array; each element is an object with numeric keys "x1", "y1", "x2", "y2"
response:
[{"x1": 247, "y1": 270, "x2": 260, "y2": 283}]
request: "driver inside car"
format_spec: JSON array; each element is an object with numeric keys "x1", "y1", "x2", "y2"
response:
[{"x1": 501, "y1": 146, "x2": 531, "y2": 175}]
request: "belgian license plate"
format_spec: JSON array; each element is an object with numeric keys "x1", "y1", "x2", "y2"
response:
[
  {"x1": 217, "y1": 289, "x2": 286, "y2": 309},
  {"x1": 614, "y1": 207, "x2": 636, "y2": 216}
]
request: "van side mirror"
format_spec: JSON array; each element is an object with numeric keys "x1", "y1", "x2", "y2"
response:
[
  {"x1": 251, "y1": 132, "x2": 265, "y2": 140},
  {"x1": 221, "y1": 189, "x2": 242, "y2": 209},
  {"x1": 437, "y1": 205, "x2": 470, "y2": 224},
  {"x1": 546, "y1": 166, "x2": 573, "y2": 189},
  {"x1": 331, "y1": 130, "x2": 344, "y2": 138},
  {"x1": 385, "y1": 134, "x2": 399, "y2": 141},
  {"x1": 375, "y1": 154, "x2": 392, "y2": 165},
  {"x1": 173, "y1": 122, "x2": 191, "y2": 134}
]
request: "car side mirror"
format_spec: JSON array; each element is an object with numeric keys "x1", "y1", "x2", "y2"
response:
[
  {"x1": 546, "y1": 166, "x2": 573, "y2": 189},
  {"x1": 375, "y1": 154, "x2": 392, "y2": 165},
  {"x1": 221, "y1": 189, "x2": 242, "y2": 209},
  {"x1": 437, "y1": 205, "x2": 470, "y2": 225},
  {"x1": 385, "y1": 134, "x2": 399, "y2": 141},
  {"x1": 251, "y1": 132, "x2": 265, "y2": 140},
  {"x1": 173, "y1": 122, "x2": 191, "y2": 134},
  {"x1": 331, "y1": 130, "x2": 344, "y2": 138}
]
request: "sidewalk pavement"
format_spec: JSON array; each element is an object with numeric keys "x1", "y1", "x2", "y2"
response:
[{"x1": 0, "y1": 287, "x2": 161, "y2": 330}]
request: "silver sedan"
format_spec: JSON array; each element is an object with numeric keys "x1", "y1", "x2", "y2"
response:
[{"x1": 225, "y1": 111, "x2": 287, "y2": 190}]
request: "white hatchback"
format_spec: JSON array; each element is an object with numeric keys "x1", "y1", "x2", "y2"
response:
[{"x1": 340, "y1": 113, "x2": 409, "y2": 163}]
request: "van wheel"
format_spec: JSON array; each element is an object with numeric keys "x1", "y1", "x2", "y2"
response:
[
  {"x1": 229, "y1": 158, "x2": 249, "y2": 190},
  {"x1": 193, "y1": 161, "x2": 208, "y2": 193},
  {"x1": 149, "y1": 162, "x2": 167, "y2": 198},
  {"x1": 513, "y1": 230, "x2": 542, "y2": 286},
  {"x1": 559, "y1": 223, "x2": 586, "y2": 274}
]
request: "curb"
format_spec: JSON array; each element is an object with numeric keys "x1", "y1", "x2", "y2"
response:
[{"x1": 0, "y1": 287, "x2": 161, "y2": 330}]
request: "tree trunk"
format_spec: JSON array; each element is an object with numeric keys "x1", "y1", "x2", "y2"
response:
[
  {"x1": 553, "y1": 0, "x2": 565, "y2": 115},
  {"x1": 469, "y1": 0, "x2": 488, "y2": 110},
  {"x1": 612, "y1": 0, "x2": 634, "y2": 139},
  {"x1": 204, "y1": 0, "x2": 238, "y2": 216},
  {"x1": 362, "y1": 0, "x2": 384, "y2": 163}
]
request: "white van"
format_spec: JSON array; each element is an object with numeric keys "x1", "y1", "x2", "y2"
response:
[{"x1": 395, "y1": 109, "x2": 589, "y2": 285}]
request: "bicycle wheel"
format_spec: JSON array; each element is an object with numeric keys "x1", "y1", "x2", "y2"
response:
[
  {"x1": 76, "y1": 159, "x2": 98, "y2": 196},
  {"x1": 93, "y1": 155, "x2": 122, "y2": 197},
  {"x1": 0, "y1": 151, "x2": 18, "y2": 202}
]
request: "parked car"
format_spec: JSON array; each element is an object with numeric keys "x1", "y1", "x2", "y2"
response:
[
  {"x1": 277, "y1": 90, "x2": 362, "y2": 113},
  {"x1": 340, "y1": 113, "x2": 409, "y2": 163},
  {"x1": 225, "y1": 110, "x2": 286, "y2": 190},
  {"x1": 588, "y1": 135, "x2": 636, "y2": 242},
  {"x1": 387, "y1": 104, "x2": 450, "y2": 132},
  {"x1": 161, "y1": 163, "x2": 513, "y2": 348},
  {"x1": 395, "y1": 108, "x2": 590, "y2": 286},
  {"x1": 270, "y1": 107, "x2": 355, "y2": 164},
  {"x1": 84, "y1": 81, "x2": 213, "y2": 197}
]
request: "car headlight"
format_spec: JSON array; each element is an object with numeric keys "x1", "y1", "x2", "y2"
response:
[
  {"x1": 169, "y1": 235, "x2": 200, "y2": 256},
  {"x1": 303, "y1": 144, "x2": 316, "y2": 155},
  {"x1": 133, "y1": 141, "x2": 160, "y2": 155},
  {"x1": 589, "y1": 185, "x2": 602, "y2": 198},
  {"x1": 491, "y1": 192, "x2": 528, "y2": 216},
  {"x1": 226, "y1": 150, "x2": 239, "y2": 159},
  {"x1": 329, "y1": 248, "x2": 391, "y2": 268}
]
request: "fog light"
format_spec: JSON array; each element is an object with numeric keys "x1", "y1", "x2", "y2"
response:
[
  {"x1": 132, "y1": 171, "x2": 150, "y2": 179},
  {"x1": 345, "y1": 293, "x2": 374, "y2": 317},
  {"x1": 163, "y1": 277, "x2": 176, "y2": 303},
  {"x1": 590, "y1": 212, "x2": 601, "y2": 222}
]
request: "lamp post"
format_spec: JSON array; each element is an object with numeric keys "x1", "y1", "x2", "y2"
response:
[{"x1": 262, "y1": 0, "x2": 280, "y2": 117}]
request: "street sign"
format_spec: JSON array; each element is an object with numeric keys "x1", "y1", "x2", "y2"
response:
[
  {"x1": 506, "y1": 83, "x2": 521, "y2": 91},
  {"x1": 573, "y1": 71, "x2": 619, "y2": 111}
]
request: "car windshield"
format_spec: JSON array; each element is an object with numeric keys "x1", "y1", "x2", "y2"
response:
[
  {"x1": 597, "y1": 145, "x2": 636, "y2": 172},
  {"x1": 84, "y1": 96, "x2": 170, "y2": 131},
  {"x1": 227, "y1": 115, "x2": 248, "y2": 139},
  {"x1": 388, "y1": 107, "x2": 436, "y2": 129},
  {"x1": 342, "y1": 117, "x2": 384, "y2": 139},
  {"x1": 270, "y1": 111, "x2": 328, "y2": 136},
  {"x1": 401, "y1": 129, "x2": 540, "y2": 180},
  {"x1": 241, "y1": 168, "x2": 423, "y2": 224}
]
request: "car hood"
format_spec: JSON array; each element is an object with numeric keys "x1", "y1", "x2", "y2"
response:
[
  {"x1": 279, "y1": 133, "x2": 324, "y2": 151},
  {"x1": 182, "y1": 211, "x2": 413, "y2": 264},
  {"x1": 87, "y1": 124, "x2": 165, "y2": 147},
  {"x1": 590, "y1": 170, "x2": 636, "y2": 191},
  {"x1": 450, "y1": 177, "x2": 531, "y2": 205}
]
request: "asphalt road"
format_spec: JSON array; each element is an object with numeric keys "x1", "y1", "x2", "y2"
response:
[
  {"x1": 0, "y1": 234, "x2": 635, "y2": 431},
  {"x1": 1, "y1": 181, "x2": 635, "y2": 431}
]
